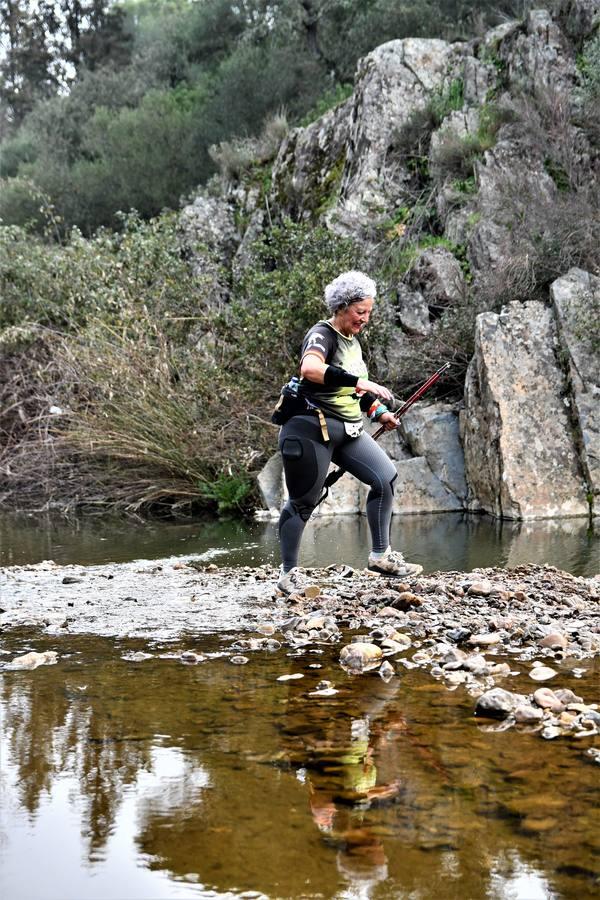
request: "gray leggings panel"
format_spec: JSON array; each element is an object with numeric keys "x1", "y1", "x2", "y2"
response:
[{"x1": 278, "y1": 414, "x2": 397, "y2": 570}]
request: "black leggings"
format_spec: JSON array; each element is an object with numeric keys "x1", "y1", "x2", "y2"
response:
[{"x1": 278, "y1": 414, "x2": 397, "y2": 570}]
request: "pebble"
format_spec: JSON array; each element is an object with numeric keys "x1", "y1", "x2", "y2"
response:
[
  {"x1": 541, "y1": 726, "x2": 562, "y2": 740},
  {"x1": 380, "y1": 638, "x2": 410, "y2": 656},
  {"x1": 303, "y1": 586, "x2": 322, "y2": 599},
  {"x1": 179, "y1": 651, "x2": 206, "y2": 664},
  {"x1": 554, "y1": 688, "x2": 583, "y2": 704},
  {"x1": 539, "y1": 632, "x2": 568, "y2": 650},
  {"x1": 514, "y1": 704, "x2": 544, "y2": 723},
  {"x1": 378, "y1": 661, "x2": 395, "y2": 681},
  {"x1": 378, "y1": 606, "x2": 404, "y2": 618},
  {"x1": 528, "y1": 666, "x2": 557, "y2": 682},
  {"x1": 533, "y1": 688, "x2": 565, "y2": 712},
  {"x1": 309, "y1": 680, "x2": 338, "y2": 697},
  {"x1": 339, "y1": 642, "x2": 383, "y2": 674},
  {"x1": 394, "y1": 592, "x2": 422, "y2": 609},
  {"x1": 62, "y1": 576, "x2": 83, "y2": 584},
  {"x1": 229, "y1": 655, "x2": 249, "y2": 665},
  {"x1": 467, "y1": 581, "x2": 492, "y2": 597},
  {"x1": 467, "y1": 633, "x2": 501, "y2": 647},
  {"x1": 8, "y1": 650, "x2": 59, "y2": 669},
  {"x1": 276, "y1": 673, "x2": 304, "y2": 681},
  {"x1": 475, "y1": 688, "x2": 522, "y2": 719}
]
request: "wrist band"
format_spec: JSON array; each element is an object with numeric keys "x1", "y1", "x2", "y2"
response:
[
  {"x1": 370, "y1": 403, "x2": 388, "y2": 421},
  {"x1": 323, "y1": 365, "x2": 359, "y2": 388}
]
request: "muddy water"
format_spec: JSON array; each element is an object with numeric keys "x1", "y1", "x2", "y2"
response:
[
  {"x1": 1, "y1": 511, "x2": 598, "y2": 576},
  {"x1": 1, "y1": 631, "x2": 598, "y2": 900}
]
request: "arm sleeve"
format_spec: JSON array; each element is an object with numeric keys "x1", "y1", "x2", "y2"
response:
[
  {"x1": 301, "y1": 324, "x2": 336, "y2": 364},
  {"x1": 359, "y1": 391, "x2": 378, "y2": 412}
]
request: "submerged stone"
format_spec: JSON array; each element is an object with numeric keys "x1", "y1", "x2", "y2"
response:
[{"x1": 339, "y1": 642, "x2": 383, "y2": 674}]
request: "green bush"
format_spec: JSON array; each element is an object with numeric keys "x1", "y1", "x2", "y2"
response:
[{"x1": 0, "y1": 211, "x2": 208, "y2": 330}]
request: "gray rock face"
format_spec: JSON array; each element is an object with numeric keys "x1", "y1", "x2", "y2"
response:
[
  {"x1": 558, "y1": 0, "x2": 600, "y2": 40},
  {"x1": 462, "y1": 300, "x2": 589, "y2": 519},
  {"x1": 257, "y1": 452, "x2": 285, "y2": 518},
  {"x1": 469, "y1": 138, "x2": 556, "y2": 276},
  {"x1": 498, "y1": 8, "x2": 577, "y2": 96},
  {"x1": 389, "y1": 457, "x2": 463, "y2": 514},
  {"x1": 551, "y1": 268, "x2": 600, "y2": 502},
  {"x1": 270, "y1": 99, "x2": 352, "y2": 222},
  {"x1": 405, "y1": 247, "x2": 466, "y2": 312},
  {"x1": 336, "y1": 38, "x2": 452, "y2": 233},
  {"x1": 180, "y1": 190, "x2": 238, "y2": 289},
  {"x1": 396, "y1": 286, "x2": 431, "y2": 336},
  {"x1": 401, "y1": 403, "x2": 468, "y2": 500}
]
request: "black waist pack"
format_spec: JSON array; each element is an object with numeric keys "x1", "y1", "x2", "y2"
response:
[{"x1": 271, "y1": 376, "x2": 307, "y2": 425}]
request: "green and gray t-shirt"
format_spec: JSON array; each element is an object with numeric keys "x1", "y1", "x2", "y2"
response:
[{"x1": 300, "y1": 321, "x2": 368, "y2": 423}]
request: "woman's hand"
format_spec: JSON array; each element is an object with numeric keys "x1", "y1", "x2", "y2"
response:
[
  {"x1": 356, "y1": 378, "x2": 394, "y2": 403},
  {"x1": 377, "y1": 411, "x2": 398, "y2": 431}
]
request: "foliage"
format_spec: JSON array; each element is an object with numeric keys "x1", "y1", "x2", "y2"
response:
[
  {"x1": 0, "y1": 0, "x2": 537, "y2": 234},
  {"x1": 223, "y1": 220, "x2": 365, "y2": 385},
  {"x1": 430, "y1": 102, "x2": 516, "y2": 182},
  {"x1": 0, "y1": 215, "x2": 371, "y2": 515},
  {"x1": 209, "y1": 112, "x2": 289, "y2": 181},
  {"x1": 476, "y1": 180, "x2": 600, "y2": 309},
  {"x1": 197, "y1": 472, "x2": 255, "y2": 516},
  {"x1": 0, "y1": 211, "x2": 209, "y2": 330},
  {"x1": 576, "y1": 31, "x2": 600, "y2": 145}
]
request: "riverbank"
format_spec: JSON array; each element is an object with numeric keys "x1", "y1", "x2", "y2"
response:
[{"x1": 2, "y1": 559, "x2": 599, "y2": 742}]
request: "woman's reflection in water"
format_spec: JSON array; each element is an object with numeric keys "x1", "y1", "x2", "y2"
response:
[{"x1": 282, "y1": 675, "x2": 410, "y2": 896}]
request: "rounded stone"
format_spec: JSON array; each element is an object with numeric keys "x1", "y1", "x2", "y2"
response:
[
  {"x1": 533, "y1": 688, "x2": 565, "y2": 712},
  {"x1": 539, "y1": 632, "x2": 568, "y2": 651},
  {"x1": 528, "y1": 666, "x2": 557, "y2": 682}
]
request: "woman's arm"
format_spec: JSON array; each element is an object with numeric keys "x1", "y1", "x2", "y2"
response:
[{"x1": 301, "y1": 352, "x2": 394, "y2": 403}]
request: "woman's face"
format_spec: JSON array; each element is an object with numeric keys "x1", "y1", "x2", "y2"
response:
[{"x1": 334, "y1": 297, "x2": 374, "y2": 336}]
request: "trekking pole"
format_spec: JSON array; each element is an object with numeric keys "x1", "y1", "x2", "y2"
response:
[{"x1": 315, "y1": 362, "x2": 451, "y2": 507}]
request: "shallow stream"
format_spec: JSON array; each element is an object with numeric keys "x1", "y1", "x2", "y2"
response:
[
  {"x1": 1, "y1": 512, "x2": 598, "y2": 899},
  {"x1": 1, "y1": 630, "x2": 598, "y2": 900},
  {"x1": 1, "y1": 511, "x2": 598, "y2": 576}
]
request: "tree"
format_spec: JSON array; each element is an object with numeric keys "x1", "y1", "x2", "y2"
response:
[{"x1": 0, "y1": 0, "x2": 61, "y2": 125}]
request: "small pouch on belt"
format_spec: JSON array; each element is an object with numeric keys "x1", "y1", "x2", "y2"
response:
[{"x1": 344, "y1": 420, "x2": 363, "y2": 438}]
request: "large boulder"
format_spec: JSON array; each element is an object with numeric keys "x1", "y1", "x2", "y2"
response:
[
  {"x1": 495, "y1": 8, "x2": 578, "y2": 97},
  {"x1": 180, "y1": 190, "x2": 238, "y2": 277},
  {"x1": 468, "y1": 137, "x2": 556, "y2": 277},
  {"x1": 551, "y1": 268, "x2": 600, "y2": 503},
  {"x1": 401, "y1": 403, "x2": 468, "y2": 500},
  {"x1": 385, "y1": 457, "x2": 463, "y2": 515},
  {"x1": 461, "y1": 300, "x2": 589, "y2": 519},
  {"x1": 404, "y1": 247, "x2": 466, "y2": 313},
  {"x1": 396, "y1": 287, "x2": 431, "y2": 336}
]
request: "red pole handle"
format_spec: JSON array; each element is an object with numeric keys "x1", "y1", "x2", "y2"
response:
[{"x1": 371, "y1": 363, "x2": 451, "y2": 441}]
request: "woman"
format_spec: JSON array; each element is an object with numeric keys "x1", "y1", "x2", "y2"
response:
[{"x1": 277, "y1": 270, "x2": 422, "y2": 594}]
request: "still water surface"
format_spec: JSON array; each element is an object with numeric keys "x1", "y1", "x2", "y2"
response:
[
  {"x1": 1, "y1": 632, "x2": 598, "y2": 900},
  {"x1": 0, "y1": 511, "x2": 598, "y2": 576},
  {"x1": 1, "y1": 512, "x2": 598, "y2": 899}
]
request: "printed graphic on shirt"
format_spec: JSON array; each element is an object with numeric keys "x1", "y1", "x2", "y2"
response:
[{"x1": 300, "y1": 321, "x2": 367, "y2": 422}]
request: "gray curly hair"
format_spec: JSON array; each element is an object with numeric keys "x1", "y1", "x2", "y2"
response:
[{"x1": 324, "y1": 270, "x2": 377, "y2": 313}]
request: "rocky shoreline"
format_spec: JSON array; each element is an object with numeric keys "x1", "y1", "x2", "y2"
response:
[{"x1": 1, "y1": 559, "x2": 599, "y2": 745}]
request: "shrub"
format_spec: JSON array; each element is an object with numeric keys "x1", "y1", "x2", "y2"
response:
[
  {"x1": 0, "y1": 211, "x2": 207, "y2": 331},
  {"x1": 208, "y1": 111, "x2": 289, "y2": 181},
  {"x1": 576, "y1": 31, "x2": 600, "y2": 146},
  {"x1": 476, "y1": 180, "x2": 600, "y2": 308}
]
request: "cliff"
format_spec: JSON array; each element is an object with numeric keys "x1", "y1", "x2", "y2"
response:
[{"x1": 182, "y1": 1, "x2": 600, "y2": 521}]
